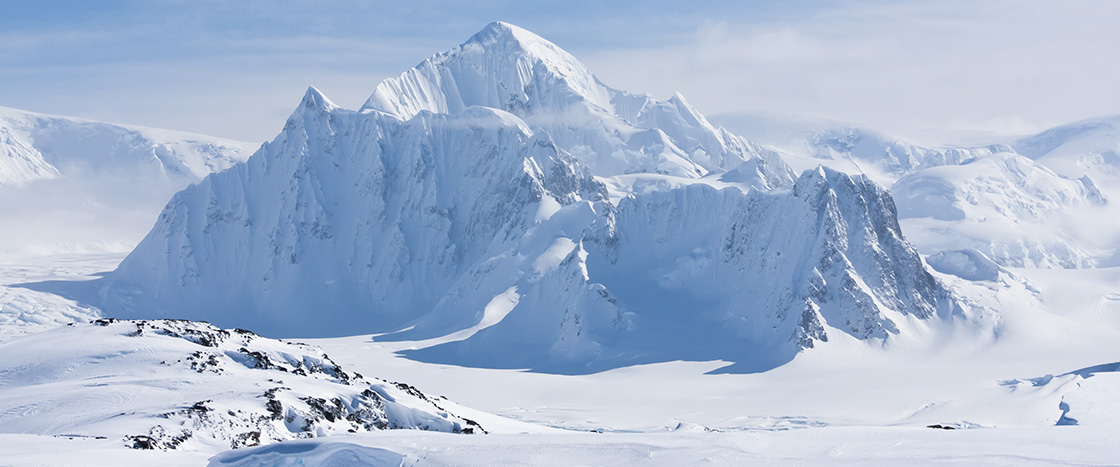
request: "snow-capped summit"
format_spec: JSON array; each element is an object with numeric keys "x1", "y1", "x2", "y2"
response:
[
  {"x1": 300, "y1": 85, "x2": 340, "y2": 113},
  {"x1": 364, "y1": 21, "x2": 612, "y2": 118},
  {"x1": 364, "y1": 22, "x2": 793, "y2": 183}
]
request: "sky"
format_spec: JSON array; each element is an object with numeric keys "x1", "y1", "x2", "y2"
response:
[{"x1": 1, "y1": 0, "x2": 1118, "y2": 143}]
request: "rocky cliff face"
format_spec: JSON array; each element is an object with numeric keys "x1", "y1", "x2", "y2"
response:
[{"x1": 587, "y1": 167, "x2": 950, "y2": 356}]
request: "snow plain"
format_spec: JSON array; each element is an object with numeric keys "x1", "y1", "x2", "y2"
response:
[{"x1": 2, "y1": 251, "x2": 1120, "y2": 465}]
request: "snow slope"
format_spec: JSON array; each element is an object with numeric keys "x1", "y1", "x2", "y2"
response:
[
  {"x1": 99, "y1": 22, "x2": 953, "y2": 373},
  {"x1": 0, "y1": 253, "x2": 115, "y2": 342},
  {"x1": 0, "y1": 107, "x2": 254, "y2": 255}
]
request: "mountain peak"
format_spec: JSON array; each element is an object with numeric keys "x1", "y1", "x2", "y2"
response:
[
  {"x1": 470, "y1": 21, "x2": 544, "y2": 46},
  {"x1": 300, "y1": 85, "x2": 337, "y2": 112},
  {"x1": 361, "y1": 22, "x2": 612, "y2": 118}
]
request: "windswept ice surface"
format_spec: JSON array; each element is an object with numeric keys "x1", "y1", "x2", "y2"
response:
[{"x1": 101, "y1": 22, "x2": 949, "y2": 374}]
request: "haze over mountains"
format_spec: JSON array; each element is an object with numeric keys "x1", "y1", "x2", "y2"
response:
[{"x1": 0, "y1": 106, "x2": 253, "y2": 255}]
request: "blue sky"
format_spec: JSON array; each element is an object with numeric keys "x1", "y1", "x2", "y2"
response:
[{"x1": 2, "y1": 1, "x2": 1118, "y2": 142}]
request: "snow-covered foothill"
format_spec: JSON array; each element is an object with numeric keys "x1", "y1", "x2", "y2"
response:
[
  {"x1": 925, "y1": 249, "x2": 1003, "y2": 282},
  {"x1": 0, "y1": 319, "x2": 482, "y2": 454}
]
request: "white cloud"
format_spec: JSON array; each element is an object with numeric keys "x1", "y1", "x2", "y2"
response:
[{"x1": 584, "y1": 0, "x2": 1120, "y2": 139}]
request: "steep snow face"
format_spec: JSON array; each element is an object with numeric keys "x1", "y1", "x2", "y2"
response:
[
  {"x1": 364, "y1": 22, "x2": 794, "y2": 185},
  {"x1": 103, "y1": 88, "x2": 621, "y2": 343},
  {"x1": 102, "y1": 24, "x2": 952, "y2": 372},
  {"x1": 0, "y1": 319, "x2": 480, "y2": 452},
  {"x1": 893, "y1": 153, "x2": 1107, "y2": 268},
  {"x1": 588, "y1": 167, "x2": 950, "y2": 359}
]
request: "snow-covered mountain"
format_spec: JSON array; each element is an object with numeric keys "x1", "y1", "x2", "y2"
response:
[
  {"x1": 366, "y1": 22, "x2": 794, "y2": 186},
  {"x1": 894, "y1": 153, "x2": 1107, "y2": 268},
  {"x1": 1015, "y1": 115, "x2": 1120, "y2": 172},
  {"x1": 0, "y1": 319, "x2": 480, "y2": 452},
  {"x1": 0, "y1": 106, "x2": 252, "y2": 187},
  {"x1": 99, "y1": 22, "x2": 953, "y2": 372},
  {"x1": 710, "y1": 111, "x2": 1009, "y2": 185},
  {"x1": 0, "y1": 107, "x2": 254, "y2": 255},
  {"x1": 714, "y1": 111, "x2": 1119, "y2": 269}
]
